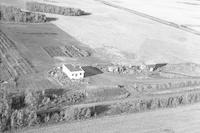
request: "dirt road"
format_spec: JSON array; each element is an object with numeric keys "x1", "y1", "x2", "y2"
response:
[{"x1": 20, "y1": 103, "x2": 200, "y2": 133}]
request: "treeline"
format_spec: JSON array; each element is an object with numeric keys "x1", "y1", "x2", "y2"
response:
[
  {"x1": 0, "y1": 5, "x2": 46, "y2": 23},
  {"x1": 26, "y1": 2, "x2": 90, "y2": 16}
]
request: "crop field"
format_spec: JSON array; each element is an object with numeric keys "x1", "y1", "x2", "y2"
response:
[
  {"x1": 0, "y1": 61, "x2": 14, "y2": 81},
  {"x1": 0, "y1": 5, "x2": 46, "y2": 23},
  {"x1": 65, "y1": 45, "x2": 91, "y2": 58},
  {"x1": 0, "y1": 30, "x2": 36, "y2": 77},
  {"x1": 16, "y1": 77, "x2": 60, "y2": 91},
  {"x1": 43, "y1": 46, "x2": 67, "y2": 57},
  {"x1": 43, "y1": 45, "x2": 90, "y2": 58},
  {"x1": 0, "y1": 23, "x2": 96, "y2": 72},
  {"x1": 86, "y1": 86, "x2": 130, "y2": 102},
  {"x1": 0, "y1": 54, "x2": 16, "y2": 81}
]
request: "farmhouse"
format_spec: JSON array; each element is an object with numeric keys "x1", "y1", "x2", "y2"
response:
[{"x1": 62, "y1": 64, "x2": 85, "y2": 79}]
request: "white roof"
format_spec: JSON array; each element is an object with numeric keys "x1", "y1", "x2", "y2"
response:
[{"x1": 64, "y1": 64, "x2": 84, "y2": 72}]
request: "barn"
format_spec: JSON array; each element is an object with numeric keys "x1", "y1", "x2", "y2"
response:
[{"x1": 62, "y1": 64, "x2": 85, "y2": 80}]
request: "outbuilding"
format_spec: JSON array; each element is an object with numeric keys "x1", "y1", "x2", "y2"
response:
[{"x1": 62, "y1": 64, "x2": 85, "y2": 80}]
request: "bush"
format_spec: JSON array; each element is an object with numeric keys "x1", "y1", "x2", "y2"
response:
[
  {"x1": 64, "y1": 107, "x2": 91, "y2": 121},
  {"x1": 26, "y1": 2, "x2": 90, "y2": 16},
  {"x1": 10, "y1": 108, "x2": 38, "y2": 129}
]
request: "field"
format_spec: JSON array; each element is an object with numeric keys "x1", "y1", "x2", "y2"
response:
[
  {"x1": 0, "y1": 23, "x2": 86, "y2": 93},
  {"x1": 64, "y1": 45, "x2": 91, "y2": 57},
  {"x1": 0, "y1": 60, "x2": 15, "y2": 81},
  {"x1": 0, "y1": 29, "x2": 36, "y2": 77},
  {"x1": 2, "y1": 0, "x2": 200, "y2": 64},
  {"x1": 101, "y1": 0, "x2": 200, "y2": 32},
  {"x1": 31, "y1": 0, "x2": 199, "y2": 65}
]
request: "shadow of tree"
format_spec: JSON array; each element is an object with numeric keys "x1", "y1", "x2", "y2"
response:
[
  {"x1": 82, "y1": 12, "x2": 91, "y2": 16},
  {"x1": 154, "y1": 63, "x2": 167, "y2": 71},
  {"x1": 46, "y1": 17, "x2": 58, "y2": 22},
  {"x1": 93, "y1": 105, "x2": 110, "y2": 116}
]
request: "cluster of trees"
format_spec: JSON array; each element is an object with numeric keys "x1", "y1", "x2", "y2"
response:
[
  {"x1": 26, "y1": 2, "x2": 90, "y2": 16},
  {"x1": 0, "y1": 89, "x2": 86, "y2": 132},
  {"x1": 0, "y1": 5, "x2": 46, "y2": 23},
  {"x1": 10, "y1": 108, "x2": 38, "y2": 130}
]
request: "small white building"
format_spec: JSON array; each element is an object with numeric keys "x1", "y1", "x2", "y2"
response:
[{"x1": 62, "y1": 64, "x2": 85, "y2": 80}]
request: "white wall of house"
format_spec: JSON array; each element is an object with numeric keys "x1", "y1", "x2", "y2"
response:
[
  {"x1": 62, "y1": 64, "x2": 85, "y2": 80},
  {"x1": 69, "y1": 71, "x2": 84, "y2": 79}
]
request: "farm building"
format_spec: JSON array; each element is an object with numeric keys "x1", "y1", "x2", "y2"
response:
[{"x1": 62, "y1": 64, "x2": 85, "y2": 79}]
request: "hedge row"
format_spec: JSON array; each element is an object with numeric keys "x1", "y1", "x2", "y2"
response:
[
  {"x1": 65, "y1": 90, "x2": 200, "y2": 120},
  {"x1": 26, "y1": 2, "x2": 90, "y2": 16},
  {"x1": 160, "y1": 63, "x2": 200, "y2": 77},
  {"x1": 0, "y1": 5, "x2": 46, "y2": 23},
  {"x1": 130, "y1": 79, "x2": 200, "y2": 93}
]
